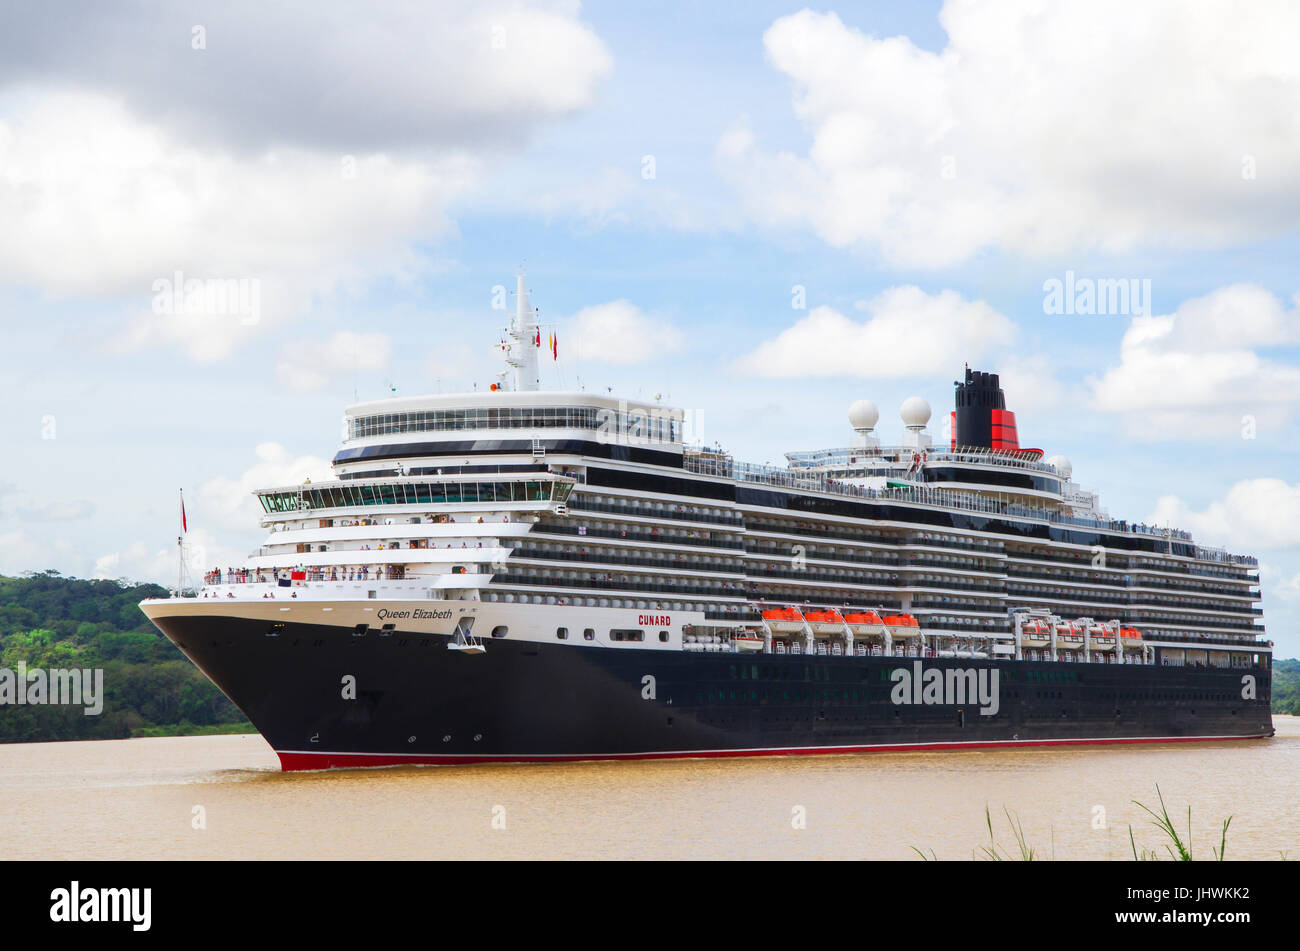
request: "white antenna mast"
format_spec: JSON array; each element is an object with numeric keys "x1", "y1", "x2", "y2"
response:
[
  {"x1": 177, "y1": 489, "x2": 184, "y2": 597},
  {"x1": 502, "y1": 270, "x2": 541, "y2": 391}
]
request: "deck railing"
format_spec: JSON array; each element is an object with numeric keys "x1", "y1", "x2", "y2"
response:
[{"x1": 680, "y1": 455, "x2": 1257, "y2": 566}]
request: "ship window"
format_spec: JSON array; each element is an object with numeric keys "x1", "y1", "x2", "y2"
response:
[
  {"x1": 556, "y1": 627, "x2": 568, "y2": 640},
  {"x1": 354, "y1": 624, "x2": 368, "y2": 637},
  {"x1": 584, "y1": 628, "x2": 595, "y2": 641},
  {"x1": 610, "y1": 629, "x2": 645, "y2": 642},
  {"x1": 659, "y1": 630, "x2": 669, "y2": 642},
  {"x1": 491, "y1": 626, "x2": 509, "y2": 638}
]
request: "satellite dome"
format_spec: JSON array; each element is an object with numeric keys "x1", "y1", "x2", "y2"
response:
[
  {"x1": 900, "y1": 396, "x2": 931, "y2": 430},
  {"x1": 848, "y1": 399, "x2": 879, "y2": 431},
  {"x1": 1047, "y1": 455, "x2": 1073, "y2": 480}
]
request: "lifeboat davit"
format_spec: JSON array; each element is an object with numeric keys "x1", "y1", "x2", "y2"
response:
[
  {"x1": 761, "y1": 607, "x2": 805, "y2": 633},
  {"x1": 883, "y1": 613, "x2": 921, "y2": 638}
]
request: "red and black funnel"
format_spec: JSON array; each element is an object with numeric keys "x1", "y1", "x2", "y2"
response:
[{"x1": 950, "y1": 367, "x2": 1019, "y2": 451}]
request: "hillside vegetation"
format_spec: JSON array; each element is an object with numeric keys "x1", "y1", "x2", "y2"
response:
[
  {"x1": 1272, "y1": 658, "x2": 1300, "y2": 716},
  {"x1": 0, "y1": 571, "x2": 252, "y2": 741}
]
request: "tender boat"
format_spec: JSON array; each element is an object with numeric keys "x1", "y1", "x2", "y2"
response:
[
  {"x1": 1020, "y1": 619, "x2": 1050, "y2": 647},
  {"x1": 1056, "y1": 623, "x2": 1084, "y2": 649},
  {"x1": 1088, "y1": 623, "x2": 1116, "y2": 648}
]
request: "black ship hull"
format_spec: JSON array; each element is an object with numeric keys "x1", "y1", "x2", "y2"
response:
[{"x1": 151, "y1": 613, "x2": 1275, "y2": 770}]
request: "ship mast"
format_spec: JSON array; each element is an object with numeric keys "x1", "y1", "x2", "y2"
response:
[
  {"x1": 177, "y1": 488, "x2": 187, "y2": 597},
  {"x1": 503, "y1": 271, "x2": 541, "y2": 391}
]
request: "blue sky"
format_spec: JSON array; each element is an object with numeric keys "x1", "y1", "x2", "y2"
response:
[{"x1": 1, "y1": 1, "x2": 1298, "y2": 654}]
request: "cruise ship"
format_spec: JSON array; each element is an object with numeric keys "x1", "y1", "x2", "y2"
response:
[{"x1": 140, "y1": 275, "x2": 1274, "y2": 769}]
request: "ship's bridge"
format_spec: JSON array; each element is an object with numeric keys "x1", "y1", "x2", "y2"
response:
[{"x1": 256, "y1": 471, "x2": 576, "y2": 519}]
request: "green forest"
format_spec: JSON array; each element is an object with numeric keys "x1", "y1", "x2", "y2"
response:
[
  {"x1": 0, "y1": 571, "x2": 1297, "y2": 742},
  {"x1": 0, "y1": 571, "x2": 252, "y2": 742},
  {"x1": 1273, "y1": 658, "x2": 1300, "y2": 716}
]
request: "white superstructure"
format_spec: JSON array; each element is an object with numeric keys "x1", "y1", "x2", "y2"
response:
[{"x1": 188, "y1": 275, "x2": 1267, "y2": 667}]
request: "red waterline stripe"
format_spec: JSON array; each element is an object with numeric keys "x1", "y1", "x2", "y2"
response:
[{"x1": 275, "y1": 733, "x2": 1271, "y2": 771}]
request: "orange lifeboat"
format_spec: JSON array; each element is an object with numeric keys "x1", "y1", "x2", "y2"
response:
[
  {"x1": 883, "y1": 613, "x2": 921, "y2": 638},
  {"x1": 761, "y1": 607, "x2": 805, "y2": 633},
  {"x1": 843, "y1": 610, "x2": 885, "y2": 634},
  {"x1": 1120, "y1": 627, "x2": 1143, "y2": 645},
  {"x1": 803, "y1": 609, "x2": 846, "y2": 634}
]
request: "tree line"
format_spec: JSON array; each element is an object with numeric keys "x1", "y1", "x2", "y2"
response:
[{"x1": 0, "y1": 571, "x2": 252, "y2": 742}]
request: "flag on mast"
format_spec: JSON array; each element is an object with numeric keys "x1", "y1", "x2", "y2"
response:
[{"x1": 180, "y1": 490, "x2": 187, "y2": 534}]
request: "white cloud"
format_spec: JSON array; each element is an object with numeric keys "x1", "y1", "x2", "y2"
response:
[
  {"x1": 718, "y1": 4, "x2": 1300, "y2": 266},
  {"x1": 196, "y1": 442, "x2": 333, "y2": 534},
  {"x1": 1088, "y1": 284, "x2": 1300, "y2": 438},
  {"x1": 0, "y1": 3, "x2": 615, "y2": 363},
  {"x1": 93, "y1": 541, "x2": 177, "y2": 585},
  {"x1": 104, "y1": 441, "x2": 367, "y2": 583},
  {"x1": 566, "y1": 300, "x2": 683, "y2": 365},
  {"x1": 92, "y1": 526, "x2": 248, "y2": 585},
  {"x1": 520, "y1": 164, "x2": 732, "y2": 234},
  {"x1": 0, "y1": 2, "x2": 613, "y2": 154},
  {"x1": 1149, "y1": 479, "x2": 1300, "y2": 551},
  {"x1": 0, "y1": 530, "x2": 82, "y2": 579},
  {"x1": 734, "y1": 285, "x2": 1015, "y2": 379},
  {"x1": 0, "y1": 486, "x2": 95, "y2": 526},
  {"x1": 276, "y1": 332, "x2": 393, "y2": 392},
  {"x1": 996, "y1": 353, "x2": 1069, "y2": 416},
  {"x1": 0, "y1": 93, "x2": 473, "y2": 361},
  {"x1": 1271, "y1": 568, "x2": 1300, "y2": 604},
  {"x1": 13, "y1": 499, "x2": 95, "y2": 522}
]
